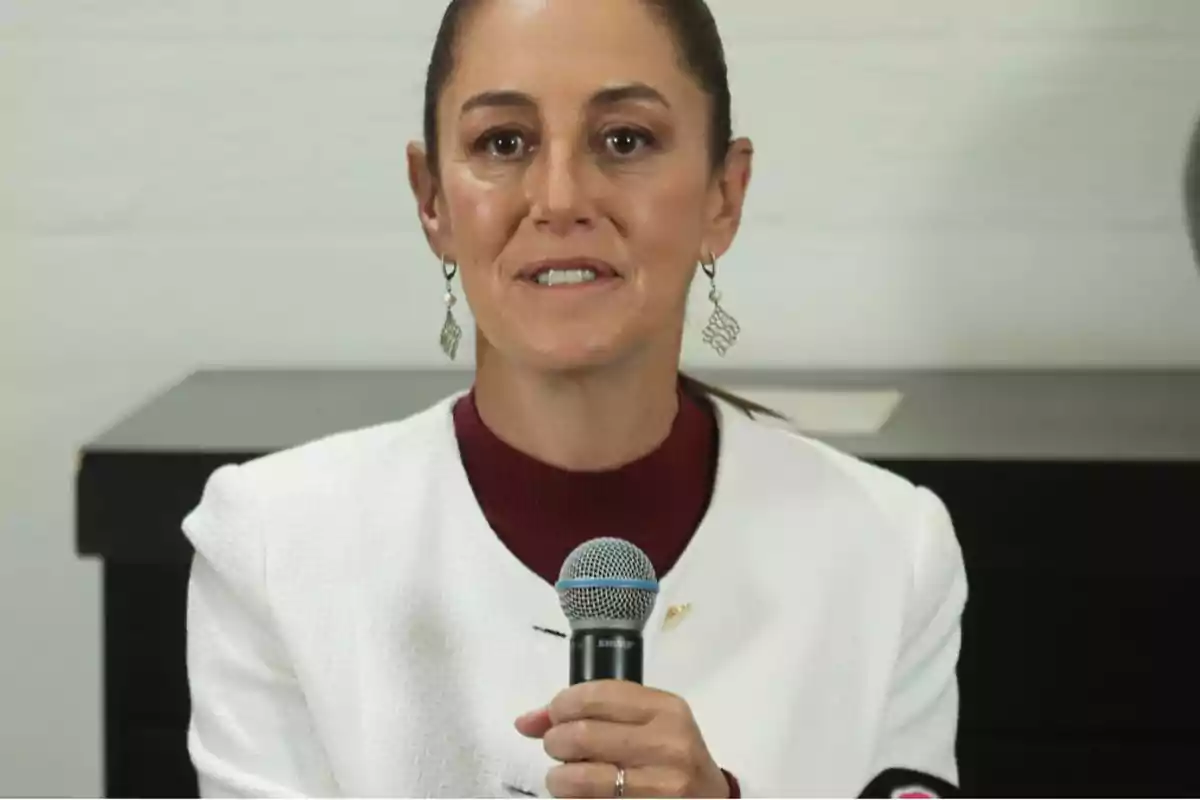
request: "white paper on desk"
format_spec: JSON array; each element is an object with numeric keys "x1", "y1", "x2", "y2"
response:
[{"x1": 733, "y1": 388, "x2": 903, "y2": 435}]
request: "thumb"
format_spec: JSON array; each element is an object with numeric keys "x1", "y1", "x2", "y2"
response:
[{"x1": 514, "y1": 707, "x2": 553, "y2": 739}]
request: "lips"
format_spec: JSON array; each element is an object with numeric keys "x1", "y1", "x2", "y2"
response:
[{"x1": 518, "y1": 259, "x2": 620, "y2": 281}]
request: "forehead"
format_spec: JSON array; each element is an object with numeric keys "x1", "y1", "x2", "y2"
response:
[{"x1": 444, "y1": 0, "x2": 699, "y2": 107}]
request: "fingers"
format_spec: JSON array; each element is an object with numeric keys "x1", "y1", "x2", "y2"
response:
[
  {"x1": 542, "y1": 718, "x2": 699, "y2": 770},
  {"x1": 546, "y1": 764, "x2": 692, "y2": 799},
  {"x1": 547, "y1": 680, "x2": 679, "y2": 727},
  {"x1": 515, "y1": 707, "x2": 552, "y2": 739},
  {"x1": 543, "y1": 719, "x2": 641, "y2": 766},
  {"x1": 546, "y1": 762, "x2": 621, "y2": 799},
  {"x1": 528, "y1": 684, "x2": 725, "y2": 798}
]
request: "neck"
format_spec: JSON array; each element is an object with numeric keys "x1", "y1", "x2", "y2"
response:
[{"x1": 472, "y1": 338, "x2": 683, "y2": 472}]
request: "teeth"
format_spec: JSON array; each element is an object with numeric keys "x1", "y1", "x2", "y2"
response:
[{"x1": 535, "y1": 268, "x2": 598, "y2": 286}]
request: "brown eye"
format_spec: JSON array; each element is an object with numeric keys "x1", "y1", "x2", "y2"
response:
[
  {"x1": 480, "y1": 130, "x2": 528, "y2": 160},
  {"x1": 603, "y1": 127, "x2": 654, "y2": 157}
]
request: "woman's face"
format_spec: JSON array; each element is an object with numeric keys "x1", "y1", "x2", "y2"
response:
[{"x1": 409, "y1": 0, "x2": 752, "y2": 371}]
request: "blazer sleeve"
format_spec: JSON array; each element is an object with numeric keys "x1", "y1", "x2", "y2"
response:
[
  {"x1": 183, "y1": 464, "x2": 341, "y2": 797},
  {"x1": 866, "y1": 486, "x2": 969, "y2": 789}
]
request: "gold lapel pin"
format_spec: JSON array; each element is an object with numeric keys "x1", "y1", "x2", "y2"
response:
[{"x1": 662, "y1": 603, "x2": 692, "y2": 632}]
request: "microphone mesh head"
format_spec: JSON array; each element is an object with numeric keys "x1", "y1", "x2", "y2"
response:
[{"x1": 556, "y1": 537, "x2": 658, "y2": 631}]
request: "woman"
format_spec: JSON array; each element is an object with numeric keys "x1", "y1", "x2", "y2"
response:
[{"x1": 183, "y1": 0, "x2": 968, "y2": 797}]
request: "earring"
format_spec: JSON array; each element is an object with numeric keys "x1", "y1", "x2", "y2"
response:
[
  {"x1": 439, "y1": 255, "x2": 463, "y2": 360},
  {"x1": 699, "y1": 254, "x2": 740, "y2": 356}
]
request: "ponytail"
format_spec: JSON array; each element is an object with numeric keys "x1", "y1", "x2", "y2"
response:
[{"x1": 678, "y1": 372, "x2": 786, "y2": 421}]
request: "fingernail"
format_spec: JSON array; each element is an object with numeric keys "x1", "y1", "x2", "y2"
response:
[{"x1": 515, "y1": 707, "x2": 546, "y2": 725}]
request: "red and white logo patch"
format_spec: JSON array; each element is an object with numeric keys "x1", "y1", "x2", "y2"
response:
[{"x1": 891, "y1": 786, "x2": 939, "y2": 799}]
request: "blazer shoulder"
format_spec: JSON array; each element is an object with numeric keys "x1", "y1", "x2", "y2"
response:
[
  {"x1": 182, "y1": 398, "x2": 455, "y2": 579},
  {"x1": 738, "y1": 410, "x2": 952, "y2": 559},
  {"x1": 234, "y1": 398, "x2": 450, "y2": 492},
  {"x1": 775, "y1": 423, "x2": 963, "y2": 594}
]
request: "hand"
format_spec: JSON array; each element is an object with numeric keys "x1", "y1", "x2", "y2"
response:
[{"x1": 515, "y1": 680, "x2": 730, "y2": 799}]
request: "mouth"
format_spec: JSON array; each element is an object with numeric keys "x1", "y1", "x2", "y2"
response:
[{"x1": 518, "y1": 259, "x2": 621, "y2": 288}]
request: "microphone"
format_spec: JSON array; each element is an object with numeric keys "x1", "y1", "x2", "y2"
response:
[
  {"x1": 554, "y1": 537, "x2": 659, "y2": 685},
  {"x1": 858, "y1": 768, "x2": 959, "y2": 798}
]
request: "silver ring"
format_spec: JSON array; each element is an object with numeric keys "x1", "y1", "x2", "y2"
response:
[{"x1": 614, "y1": 766, "x2": 626, "y2": 799}]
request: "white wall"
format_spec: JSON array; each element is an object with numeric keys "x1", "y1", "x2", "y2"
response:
[{"x1": 3, "y1": 0, "x2": 1200, "y2": 794}]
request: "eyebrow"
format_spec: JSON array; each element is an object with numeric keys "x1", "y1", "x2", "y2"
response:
[
  {"x1": 591, "y1": 83, "x2": 671, "y2": 109},
  {"x1": 459, "y1": 82, "x2": 671, "y2": 116}
]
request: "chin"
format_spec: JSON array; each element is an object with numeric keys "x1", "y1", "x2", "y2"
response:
[
  {"x1": 480, "y1": 314, "x2": 670, "y2": 375},
  {"x1": 511, "y1": 335, "x2": 633, "y2": 374}
]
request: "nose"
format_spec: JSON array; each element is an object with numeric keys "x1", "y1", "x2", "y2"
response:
[{"x1": 526, "y1": 141, "x2": 596, "y2": 235}]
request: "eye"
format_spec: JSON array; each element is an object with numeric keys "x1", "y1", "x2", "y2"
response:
[
  {"x1": 601, "y1": 127, "x2": 655, "y2": 158},
  {"x1": 475, "y1": 129, "x2": 530, "y2": 160}
]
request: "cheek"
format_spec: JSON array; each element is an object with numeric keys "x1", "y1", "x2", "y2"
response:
[
  {"x1": 443, "y1": 178, "x2": 523, "y2": 261},
  {"x1": 629, "y1": 169, "x2": 707, "y2": 234},
  {"x1": 619, "y1": 175, "x2": 710, "y2": 285}
]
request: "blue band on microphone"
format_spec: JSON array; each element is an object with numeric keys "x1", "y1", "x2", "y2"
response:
[{"x1": 555, "y1": 578, "x2": 659, "y2": 593}]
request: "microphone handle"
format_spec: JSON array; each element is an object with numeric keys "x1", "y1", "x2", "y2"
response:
[{"x1": 569, "y1": 629, "x2": 643, "y2": 685}]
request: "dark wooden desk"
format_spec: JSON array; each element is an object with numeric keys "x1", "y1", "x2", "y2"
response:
[{"x1": 77, "y1": 369, "x2": 1200, "y2": 797}]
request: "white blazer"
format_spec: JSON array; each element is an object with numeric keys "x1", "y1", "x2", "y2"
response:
[{"x1": 183, "y1": 393, "x2": 967, "y2": 798}]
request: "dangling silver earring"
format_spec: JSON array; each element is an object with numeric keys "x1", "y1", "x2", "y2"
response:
[
  {"x1": 700, "y1": 253, "x2": 740, "y2": 356},
  {"x1": 439, "y1": 255, "x2": 463, "y2": 360}
]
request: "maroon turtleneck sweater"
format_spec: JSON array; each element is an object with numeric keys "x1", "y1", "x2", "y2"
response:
[
  {"x1": 452, "y1": 386, "x2": 741, "y2": 798},
  {"x1": 452, "y1": 386, "x2": 718, "y2": 584}
]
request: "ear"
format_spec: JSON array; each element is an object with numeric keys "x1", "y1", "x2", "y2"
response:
[
  {"x1": 702, "y1": 137, "x2": 754, "y2": 260},
  {"x1": 407, "y1": 141, "x2": 450, "y2": 257}
]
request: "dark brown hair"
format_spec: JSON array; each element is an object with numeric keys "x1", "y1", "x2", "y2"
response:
[
  {"x1": 422, "y1": 0, "x2": 732, "y2": 177},
  {"x1": 421, "y1": 0, "x2": 782, "y2": 420}
]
